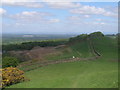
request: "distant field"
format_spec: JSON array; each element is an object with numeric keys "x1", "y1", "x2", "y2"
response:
[{"x1": 2, "y1": 34, "x2": 75, "y2": 45}]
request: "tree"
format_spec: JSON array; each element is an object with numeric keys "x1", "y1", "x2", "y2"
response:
[{"x1": 2, "y1": 56, "x2": 19, "y2": 68}]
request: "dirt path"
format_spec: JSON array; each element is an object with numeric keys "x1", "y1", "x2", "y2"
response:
[{"x1": 18, "y1": 56, "x2": 99, "y2": 72}]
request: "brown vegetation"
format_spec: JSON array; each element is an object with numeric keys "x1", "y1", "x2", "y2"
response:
[{"x1": 9, "y1": 46, "x2": 58, "y2": 62}]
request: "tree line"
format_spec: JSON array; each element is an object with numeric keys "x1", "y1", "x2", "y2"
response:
[{"x1": 2, "y1": 40, "x2": 67, "y2": 51}]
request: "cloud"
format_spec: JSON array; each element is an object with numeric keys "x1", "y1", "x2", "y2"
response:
[
  {"x1": 67, "y1": 15, "x2": 108, "y2": 26},
  {"x1": 70, "y1": 5, "x2": 117, "y2": 17},
  {"x1": 96, "y1": 19, "x2": 102, "y2": 21},
  {"x1": 10, "y1": 11, "x2": 51, "y2": 20},
  {"x1": 68, "y1": 16, "x2": 81, "y2": 21},
  {"x1": 68, "y1": 15, "x2": 90, "y2": 22},
  {"x1": 67, "y1": 16, "x2": 86, "y2": 25},
  {"x1": 49, "y1": 19, "x2": 60, "y2": 23},
  {"x1": 46, "y1": 2, "x2": 117, "y2": 17},
  {"x1": 43, "y1": 0, "x2": 119, "y2": 3},
  {"x1": 84, "y1": 15, "x2": 90, "y2": 18},
  {"x1": 2, "y1": 0, "x2": 37, "y2": 3},
  {"x1": 92, "y1": 22, "x2": 106, "y2": 25},
  {"x1": 0, "y1": 8, "x2": 6, "y2": 15},
  {"x1": 2, "y1": 0, "x2": 44, "y2": 8},
  {"x1": 9, "y1": 11, "x2": 59, "y2": 24},
  {"x1": 46, "y1": 2, "x2": 81, "y2": 9}
]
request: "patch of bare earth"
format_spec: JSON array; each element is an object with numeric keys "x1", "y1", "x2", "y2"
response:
[
  {"x1": 9, "y1": 46, "x2": 59, "y2": 62},
  {"x1": 8, "y1": 45, "x2": 69, "y2": 69}
]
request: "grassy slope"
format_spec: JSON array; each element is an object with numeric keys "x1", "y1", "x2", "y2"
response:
[
  {"x1": 45, "y1": 40, "x2": 92, "y2": 61},
  {"x1": 8, "y1": 61, "x2": 118, "y2": 88},
  {"x1": 91, "y1": 36, "x2": 118, "y2": 60},
  {"x1": 7, "y1": 36, "x2": 118, "y2": 88}
]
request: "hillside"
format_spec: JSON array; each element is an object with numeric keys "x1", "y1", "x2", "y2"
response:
[
  {"x1": 8, "y1": 61, "x2": 118, "y2": 88},
  {"x1": 5, "y1": 32, "x2": 118, "y2": 88}
]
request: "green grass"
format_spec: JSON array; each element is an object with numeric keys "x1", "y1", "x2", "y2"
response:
[
  {"x1": 70, "y1": 40, "x2": 93, "y2": 58},
  {"x1": 91, "y1": 36, "x2": 118, "y2": 60},
  {"x1": 45, "y1": 40, "x2": 93, "y2": 61},
  {"x1": 8, "y1": 60, "x2": 118, "y2": 88}
]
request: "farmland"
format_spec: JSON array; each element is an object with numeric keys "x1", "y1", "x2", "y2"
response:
[{"x1": 2, "y1": 34, "x2": 74, "y2": 45}]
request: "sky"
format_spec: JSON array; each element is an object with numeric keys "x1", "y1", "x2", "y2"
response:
[{"x1": 0, "y1": 0, "x2": 118, "y2": 34}]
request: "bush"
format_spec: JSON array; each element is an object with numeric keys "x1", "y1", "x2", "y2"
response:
[
  {"x1": 0, "y1": 67, "x2": 26, "y2": 88},
  {"x1": 2, "y1": 57, "x2": 19, "y2": 68}
]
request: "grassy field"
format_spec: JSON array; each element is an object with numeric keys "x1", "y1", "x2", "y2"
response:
[
  {"x1": 8, "y1": 60, "x2": 118, "y2": 88},
  {"x1": 6, "y1": 35, "x2": 118, "y2": 88}
]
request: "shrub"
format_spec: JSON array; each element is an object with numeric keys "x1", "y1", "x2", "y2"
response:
[
  {"x1": 0, "y1": 67, "x2": 26, "y2": 88},
  {"x1": 2, "y1": 57, "x2": 19, "y2": 68}
]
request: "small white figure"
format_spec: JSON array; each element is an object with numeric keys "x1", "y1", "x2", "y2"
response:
[{"x1": 73, "y1": 56, "x2": 75, "y2": 58}]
